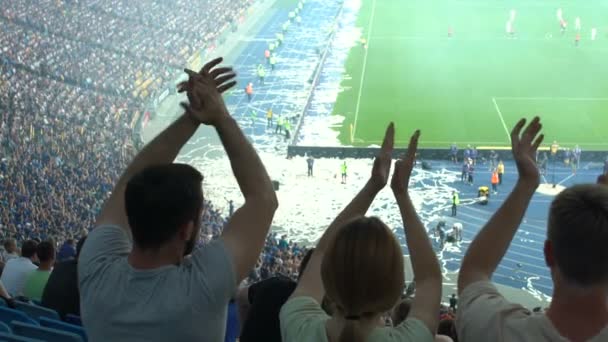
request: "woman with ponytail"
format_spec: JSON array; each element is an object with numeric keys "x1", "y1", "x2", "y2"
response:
[{"x1": 280, "y1": 123, "x2": 442, "y2": 341}]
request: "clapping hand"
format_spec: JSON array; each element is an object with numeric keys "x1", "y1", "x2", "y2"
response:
[
  {"x1": 391, "y1": 130, "x2": 420, "y2": 195},
  {"x1": 177, "y1": 57, "x2": 237, "y2": 125},
  {"x1": 369, "y1": 123, "x2": 394, "y2": 191},
  {"x1": 511, "y1": 117, "x2": 544, "y2": 187}
]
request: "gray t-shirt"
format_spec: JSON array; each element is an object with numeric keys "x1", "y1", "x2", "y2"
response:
[{"x1": 78, "y1": 225, "x2": 236, "y2": 342}]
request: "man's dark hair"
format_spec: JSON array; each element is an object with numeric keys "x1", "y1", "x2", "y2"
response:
[
  {"x1": 21, "y1": 240, "x2": 38, "y2": 259},
  {"x1": 36, "y1": 241, "x2": 55, "y2": 263},
  {"x1": 548, "y1": 184, "x2": 608, "y2": 286},
  {"x1": 297, "y1": 248, "x2": 314, "y2": 281},
  {"x1": 125, "y1": 164, "x2": 204, "y2": 250}
]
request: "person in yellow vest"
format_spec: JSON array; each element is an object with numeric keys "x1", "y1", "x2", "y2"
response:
[
  {"x1": 497, "y1": 160, "x2": 505, "y2": 185},
  {"x1": 360, "y1": 36, "x2": 368, "y2": 49},
  {"x1": 275, "y1": 116, "x2": 283, "y2": 134},
  {"x1": 341, "y1": 161, "x2": 348, "y2": 184},
  {"x1": 284, "y1": 119, "x2": 291, "y2": 141},
  {"x1": 270, "y1": 56, "x2": 277, "y2": 71},
  {"x1": 452, "y1": 191, "x2": 460, "y2": 217},
  {"x1": 266, "y1": 109, "x2": 273, "y2": 129}
]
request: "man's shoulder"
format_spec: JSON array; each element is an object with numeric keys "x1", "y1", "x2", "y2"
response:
[
  {"x1": 13, "y1": 258, "x2": 36, "y2": 271},
  {"x1": 78, "y1": 225, "x2": 130, "y2": 284}
]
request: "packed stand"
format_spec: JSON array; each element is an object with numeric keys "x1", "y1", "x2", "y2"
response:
[
  {"x1": 0, "y1": 19, "x2": 173, "y2": 98},
  {"x1": 1, "y1": 0, "x2": 251, "y2": 67},
  {"x1": 0, "y1": 67, "x2": 135, "y2": 243},
  {"x1": 0, "y1": 0, "x2": 251, "y2": 247}
]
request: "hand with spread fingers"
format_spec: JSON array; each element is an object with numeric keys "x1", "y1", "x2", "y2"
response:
[
  {"x1": 177, "y1": 57, "x2": 237, "y2": 125},
  {"x1": 391, "y1": 130, "x2": 421, "y2": 196},
  {"x1": 369, "y1": 123, "x2": 395, "y2": 191},
  {"x1": 510, "y1": 117, "x2": 544, "y2": 187}
]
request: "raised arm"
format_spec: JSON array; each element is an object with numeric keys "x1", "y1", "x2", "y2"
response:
[
  {"x1": 391, "y1": 130, "x2": 442, "y2": 334},
  {"x1": 215, "y1": 110, "x2": 278, "y2": 283},
  {"x1": 458, "y1": 118, "x2": 544, "y2": 293},
  {"x1": 96, "y1": 58, "x2": 236, "y2": 229},
  {"x1": 291, "y1": 123, "x2": 395, "y2": 303},
  {"x1": 179, "y1": 61, "x2": 278, "y2": 284}
]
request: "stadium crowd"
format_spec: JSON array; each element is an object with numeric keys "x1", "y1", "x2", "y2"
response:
[
  {"x1": 1, "y1": 0, "x2": 608, "y2": 341},
  {"x1": 0, "y1": 0, "x2": 252, "y2": 245},
  {"x1": 1, "y1": 0, "x2": 250, "y2": 66}
]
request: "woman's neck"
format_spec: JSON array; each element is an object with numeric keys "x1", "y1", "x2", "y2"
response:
[{"x1": 325, "y1": 314, "x2": 383, "y2": 341}]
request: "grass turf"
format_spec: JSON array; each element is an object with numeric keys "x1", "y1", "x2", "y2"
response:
[{"x1": 332, "y1": 0, "x2": 608, "y2": 150}]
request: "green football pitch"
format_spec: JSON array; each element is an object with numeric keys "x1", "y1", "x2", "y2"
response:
[{"x1": 333, "y1": 0, "x2": 608, "y2": 150}]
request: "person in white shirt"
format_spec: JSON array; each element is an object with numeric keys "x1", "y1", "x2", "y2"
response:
[
  {"x1": 457, "y1": 117, "x2": 608, "y2": 341},
  {"x1": 452, "y1": 223, "x2": 463, "y2": 242},
  {"x1": 510, "y1": 9, "x2": 517, "y2": 22},
  {"x1": 506, "y1": 21, "x2": 514, "y2": 37},
  {"x1": 0, "y1": 240, "x2": 39, "y2": 296}
]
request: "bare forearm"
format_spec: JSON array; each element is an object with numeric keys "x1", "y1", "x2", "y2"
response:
[
  {"x1": 215, "y1": 116, "x2": 276, "y2": 203},
  {"x1": 396, "y1": 194, "x2": 441, "y2": 282},
  {"x1": 317, "y1": 180, "x2": 379, "y2": 251},
  {"x1": 459, "y1": 181, "x2": 535, "y2": 289},
  {"x1": 0, "y1": 281, "x2": 10, "y2": 299}
]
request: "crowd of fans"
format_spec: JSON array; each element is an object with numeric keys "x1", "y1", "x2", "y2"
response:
[
  {"x1": 1, "y1": 0, "x2": 250, "y2": 67},
  {"x1": 0, "y1": 20, "x2": 171, "y2": 97},
  {"x1": 0, "y1": 67, "x2": 134, "y2": 243},
  {"x1": 0, "y1": 0, "x2": 251, "y2": 245},
  {"x1": 1, "y1": 0, "x2": 608, "y2": 341}
]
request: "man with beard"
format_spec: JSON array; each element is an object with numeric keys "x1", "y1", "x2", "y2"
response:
[{"x1": 78, "y1": 58, "x2": 278, "y2": 342}]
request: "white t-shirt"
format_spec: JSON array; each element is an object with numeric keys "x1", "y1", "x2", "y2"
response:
[
  {"x1": 1, "y1": 251, "x2": 18, "y2": 263},
  {"x1": 0, "y1": 257, "x2": 37, "y2": 296},
  {"x1": 456, "y1": 281, "x2": 608, "y2": 341},
  {"x1": 78, "y1": 225, "x2": 237, "y2": 342}
]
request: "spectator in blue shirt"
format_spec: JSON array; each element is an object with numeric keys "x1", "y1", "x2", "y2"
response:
[{"x1": 57, "y1": 239, "x2": 76, "y2": 261}]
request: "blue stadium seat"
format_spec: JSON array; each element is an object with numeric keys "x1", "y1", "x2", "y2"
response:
[
  {"x1": 13, "y1": 302, "x2": 60, "y2": 322},
  {"x1": 11, "y1": 322, "x2": 83, "y2": 342},
  {"x1": 64, "y1": 315, "x2": 82, "y2": 327},
  {"x1": 0, "y1": 307, "x2": 38, "y2": 326},
  {"x1": 0, "y1": 321, "x2": 10, "y2": 333},
  {"x1": 39, "y1": 318, "x2": 87, "y2": 342},
  {"x1": 0, "y1": 332, "x2": 43, "y2": 342}
]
